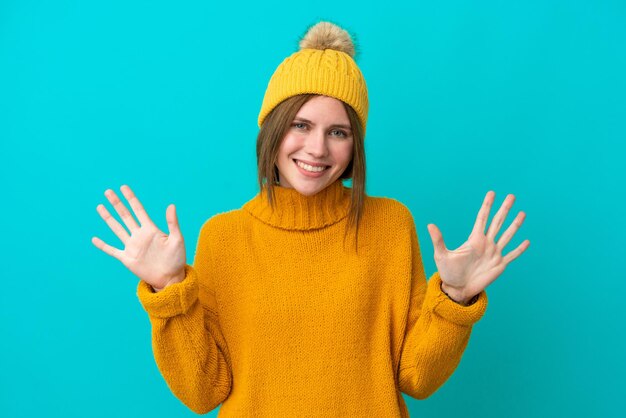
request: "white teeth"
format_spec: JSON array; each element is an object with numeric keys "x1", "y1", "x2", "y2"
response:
[{"x1": 296, "y1": 160, "x2": 328, "y2": 172}]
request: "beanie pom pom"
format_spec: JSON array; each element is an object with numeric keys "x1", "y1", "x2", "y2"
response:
[{"x1": 299, "y1": 21, "x2": 356, "y2": 58}]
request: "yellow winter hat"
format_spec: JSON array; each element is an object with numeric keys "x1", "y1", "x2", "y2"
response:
[{"x1": 257, "y1": 21, "x2": 369, "y2": 135}]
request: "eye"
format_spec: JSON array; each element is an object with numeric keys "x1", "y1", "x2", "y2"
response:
[
  {"x1": 331, "y1": 129, "x2": 348, "y2": 138},
  {"x1": 292, "y1": 122, "x2": 307, "y2": 130}
]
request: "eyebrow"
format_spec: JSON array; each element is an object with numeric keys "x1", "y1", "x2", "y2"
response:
[{"x1": 293, "y1": 117, "x2": 352, "y2": 131}]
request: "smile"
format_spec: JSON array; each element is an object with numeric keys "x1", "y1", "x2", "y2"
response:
[
  {"x1": 293, "y1": 159, "x2": 330, "y2": 177},
  {"x1": 295, "y1": 159, "x2": 329, "y2": 172}
]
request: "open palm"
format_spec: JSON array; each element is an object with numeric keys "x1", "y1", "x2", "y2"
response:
[
  {"x1": 426, "y1": 191, "x2": 530, "y2": 303},
  {"x1": 91, "y1": 185, "x2": 186, "y2": 291}
]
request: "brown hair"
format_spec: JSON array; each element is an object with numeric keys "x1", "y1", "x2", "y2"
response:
[{"x1": 255, "y1": 93, "x2": 367, "y2": 254}]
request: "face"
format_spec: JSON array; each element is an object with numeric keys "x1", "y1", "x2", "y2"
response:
[{"x1": 276, "y1": 95, "x2": 354, "y2": 196}]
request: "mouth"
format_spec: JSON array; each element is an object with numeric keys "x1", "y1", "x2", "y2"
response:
[{"x1": 293, "y1": 159, "x2": 331, "y2": 173}]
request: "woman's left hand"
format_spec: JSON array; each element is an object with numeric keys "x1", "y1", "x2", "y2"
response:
[{"x1": 426, "y1": 191, "x2": 530, "y2": 305}]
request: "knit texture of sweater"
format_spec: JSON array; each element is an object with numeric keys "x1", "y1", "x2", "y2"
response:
[{"x1": 136, "y1": 179, "x2": 488, "y2": 417}]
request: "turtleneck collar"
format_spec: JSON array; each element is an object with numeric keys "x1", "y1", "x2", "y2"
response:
[{"x1": 242, "y1": 179, "x2": 351, "y2": 231}]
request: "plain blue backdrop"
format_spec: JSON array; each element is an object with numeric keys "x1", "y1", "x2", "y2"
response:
[{"x1": 1, "y1": 1, "x2": 624, "y2": 417}]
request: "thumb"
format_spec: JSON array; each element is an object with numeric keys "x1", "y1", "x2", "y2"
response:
[
  {"x1": 166, "y1": 204, "x2": 182, "y2": 238},
  {"x1": 427, "y1": 223, "x2": 447, "y2": 256}
]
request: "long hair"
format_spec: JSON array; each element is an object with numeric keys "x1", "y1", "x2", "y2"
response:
[{"x1": 255, "y1": 94, "x2": 366, "y2": 254}]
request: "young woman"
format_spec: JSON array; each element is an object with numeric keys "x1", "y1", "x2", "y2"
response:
[{"x1": 92, "y1": 21, "x2": 529, "y2": 417}]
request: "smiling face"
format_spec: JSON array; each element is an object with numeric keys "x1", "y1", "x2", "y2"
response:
[{"x1": 275, "y1": 95, "x2": 354, "y2": 196}]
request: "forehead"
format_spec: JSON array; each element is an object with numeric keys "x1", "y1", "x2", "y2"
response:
[{"x1": 295, "y1": 95, "x2": 349, "y2": 122}]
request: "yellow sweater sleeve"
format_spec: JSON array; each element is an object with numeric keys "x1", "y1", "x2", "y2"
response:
[
  {"x1": 136, "y1": 222, "x2": 232, "y2": 414},
  {"x1": 398, "y1": 214, "x2": 487, "y2": 400}
]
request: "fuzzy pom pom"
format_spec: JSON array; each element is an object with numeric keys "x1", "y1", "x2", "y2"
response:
[{"x1": 299, "y1": 21, "x2": 356, "y2": 58}]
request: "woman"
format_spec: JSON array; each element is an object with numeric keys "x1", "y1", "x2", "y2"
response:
[{"x1": 92, "y1": 21, "x2": 529, "y2": 417}]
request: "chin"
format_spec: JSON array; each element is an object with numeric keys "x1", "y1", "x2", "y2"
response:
[
  {"x1": 292, "y1": 183, "x2": 324, "y2": 196},
  {"x1": 278, "y1": 165, "x2": 342, "y2": 194},
  {"x1": 283, "y1": 176, "x2": 327, "y2": 195}
]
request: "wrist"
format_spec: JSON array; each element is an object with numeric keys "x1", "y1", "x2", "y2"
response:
[
  {"x1": 440, "y1": 281, "x2": 477, "y2": 306},
  {"x1": 151, "y1": 268, "x2": 186, "y2": 293}
]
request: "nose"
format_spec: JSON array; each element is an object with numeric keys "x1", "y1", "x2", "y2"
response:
[{"x1": 304, "y1": 129, "x2": 328, "y2": 158}]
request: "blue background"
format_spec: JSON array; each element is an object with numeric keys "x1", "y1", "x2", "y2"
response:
[{"x1": 1, "y1": 0, "x2": 624, "y2": 417}]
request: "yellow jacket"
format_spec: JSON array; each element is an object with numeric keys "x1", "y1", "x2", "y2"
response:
[{"x1": 136, "y1": 179, "x2": 488, "y2": 417}]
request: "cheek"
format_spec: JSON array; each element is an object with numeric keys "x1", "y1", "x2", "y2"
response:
[
  {"x1": 277, "y1": 135, "x2": 299, "y2": 160},
  {"x1": 333, "y1": 142, "x2": 354, "y2": 164}
]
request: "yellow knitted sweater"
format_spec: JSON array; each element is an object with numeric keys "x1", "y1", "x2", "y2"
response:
[{"x1": 136, "y1": 179, "x2": 488, "y2": 417}]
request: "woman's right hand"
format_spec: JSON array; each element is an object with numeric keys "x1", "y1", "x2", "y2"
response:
[{"x1": 92, "y1": 185, "x2": 187, "y2": 292}]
